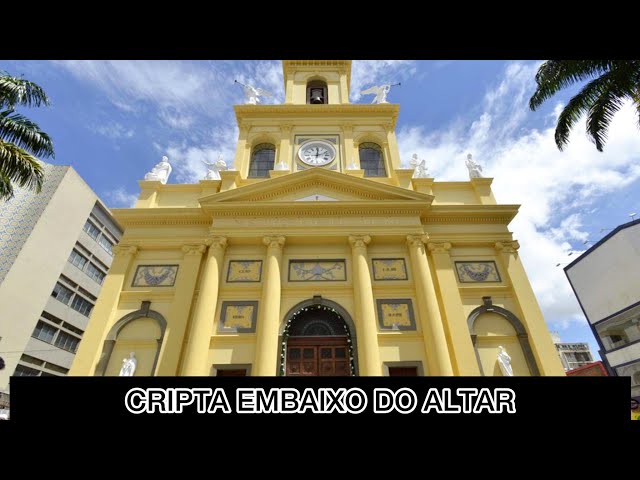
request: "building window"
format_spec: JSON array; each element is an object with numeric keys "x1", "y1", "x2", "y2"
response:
[
  {"x1": 85, "y1": 263, "x2": 106, "y2": 284},
  {"x1": 595, "y1": 314, "x2": 640, "y2": 351},
  {"x1": 70, "y1": 295, "x2": 93, "y2": 317},
  {"x1": 32, "y1": 321, "x2": 57, "y2": 343},
  {"x1": 574, "y1": 352, "x2": 592, "y2": 363},
  {"x1": 68, "y1": 249, "x2": 88, "y2": 270},
  {"x1": 359, "y1": 143, "x2": 386, "y2": 177},
  {"x1": 98, "y1": 235, "x2": 114, "y2": 255},
  {"x1": 54, "y1": 331, "x2": 80, "y2": 353},
  {"x1": 51, "y1": 283, "x2": 73, "y2": 305},
  {"x1": 83, "y1": 220, "x2": 100, "y2": 240},
  {"x1": 62, "y1": 321, "x2": 84, "y2": 336},
  {"x1": 248, "y1": 143, "x2": 276, "y2": 178},
  {"x1": 20, "y1": 354, "x2": 44, "y2": 366},
  {"x1": 41, "y1": 311, "x2": 63, "y2": 325},
  {"x1": 43, "y1": 362, "x2": 69, "y2": 375},
  {"x1": 14, "y1": 365, "x2": 40, "y2": 377},
  {"x1": 307, "y1": 80, "x2": 328, "y2": 104}
]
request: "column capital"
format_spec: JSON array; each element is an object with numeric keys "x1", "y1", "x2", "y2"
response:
[
  {"x1": 182, "y1": 244, "x2": 207, "y2": 256},
  {"x1": 112, "y1": 244, "x2": 138, "y2": 256},
  {"x1": 406, "y1": 234, "x2": 429, "y2": 249},
  {"x1": 205, "y1": 235, "x2": 228, "y2": 251},
  {"x1": 343, "y1": 123, "x2": 353, "y2": 134},
  {"x1": 427, "y1": 242, "x2": 452, "y2": 254},
  {"x1": 384, "y1": 122, "x2": 395, "y2": 133},
  {"x1": 238, "y1": 121, "x2": 251, "y2": 134},
  {"x1": 263, "y1": 235, "x2": 286, "y2": 249},
  {"x1": 495, "y1": 240, "x2": 520, "y2": 254},
  {"x1": 281, "y1": 124, "x2": 292, "y2": 134},
  {"x1": 348, "y1": 235, "x2": 371, "y2": 249}
]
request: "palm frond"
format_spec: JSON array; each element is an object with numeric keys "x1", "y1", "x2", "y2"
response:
[
  {"x1": 0, "y1": 139, "x2": 44, "y2": 198},
  {"x1": 553, "y1": 63, "x2": 640, "y2": 151},
  {"x1": 0, "y1": 110, "x2": 54, "y2": 158},
  {"x1": 0, "y1": 169, "x2": 14, "y2": 199},
  {"x1": 586, "y1": 84, "x2": 627, "y2": 152},
  {"x1": 0, "y1": 73, "x2": 50, "y2": 109},
  {"x1": 530, "y1": 60, "x2": 615, "y2": 111},
  {"x1": 554, "y1": 75, "x2": 610, "y2": 151}
]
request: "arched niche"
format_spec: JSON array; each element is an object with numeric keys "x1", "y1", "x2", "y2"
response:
[
  {"x1": 94, "y1": 301, "x2": 167, "y2": 376},
  {"x1": 467, "y1": 296, "x2": 540, "y2": 376}
]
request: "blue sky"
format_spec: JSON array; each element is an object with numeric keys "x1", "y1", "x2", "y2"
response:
[{"x1": 4, "y1": 59, "x2": 640, "y2": 359}]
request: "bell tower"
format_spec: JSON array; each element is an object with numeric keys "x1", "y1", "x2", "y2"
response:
[
  {"x1": 233, "y1": 60, "x2": 402, "y2": 183},
  {"x1": 283, "y1": 60, "x2": 351, "y2": 105}
]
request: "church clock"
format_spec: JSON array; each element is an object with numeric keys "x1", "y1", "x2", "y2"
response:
[{"x1": 298, "y1": 140, "x2": 336, "y2": 167}]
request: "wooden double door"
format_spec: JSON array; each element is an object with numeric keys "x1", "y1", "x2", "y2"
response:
[{"x1": 286, "y1": 336, "x2": 350, "y2": 376}]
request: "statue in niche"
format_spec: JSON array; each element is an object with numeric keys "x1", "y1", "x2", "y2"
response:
[
  {"x1": 202, "y1": 154, "x2": 227, "y2": 180},
  {"x1": 144, "y1": 156, "x2": 172, "y2": 184},
  {"x1": 119, "y1": 352, "x2": 137, "y2": 377},
  {"x1": 465, "y1": 153, "x2": 483, "y2": 178},
  {"x1": 497, "y1": 346, "x2": 514, "y2": 376},
  {"x1": 410, "y1": 153, "x2": 429, "y2": 178}
]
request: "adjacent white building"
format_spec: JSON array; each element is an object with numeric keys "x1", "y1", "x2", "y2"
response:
[
  {"x1": 564, "y1": 219, "x2": 640, "y2": 399},
  {"x1": 0, "y1": 162, "x2": 122, "y2": 408},
  {"x1": 550, "y1": 332, "x2": 595, "y2": 371}
]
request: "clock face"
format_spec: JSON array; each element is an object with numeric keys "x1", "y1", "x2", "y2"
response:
[{"x1": 298, "y1": 140, "x2": 336, "y2": 166}]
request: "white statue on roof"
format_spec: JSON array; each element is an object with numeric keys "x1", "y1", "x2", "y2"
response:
[
  {"x1": 144, "y1": 156, "x2": 172, "y2": 184},
  {"x1": 202, "y1": 154, "x2": 228, "y2": 180},
  {"x1": 360, "y1": 83, "x2": 400, "y2": 104},
  {"x1": 466, "y1": 153, "x2": 483, "y2": 179},
  {"x1": 236, "y1": 80, "x2": 273, "y2": 105},
  {"x1": 410, "y1": 153, "x2": 429, "y2": 178}
]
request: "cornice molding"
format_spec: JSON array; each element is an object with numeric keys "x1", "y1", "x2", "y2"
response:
[
  {"x1": 234, "y1": 103, "x2": 399, "y2": 127},
  {"x1": 199, "y1": 168, "x2": 434, "y2": 205}
]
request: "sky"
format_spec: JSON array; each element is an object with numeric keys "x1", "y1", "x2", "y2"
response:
[{"x1": 4, "y1": 59, "x2": 640, "y2": 360}]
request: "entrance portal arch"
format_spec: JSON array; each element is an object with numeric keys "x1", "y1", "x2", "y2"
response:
[{"x1": 279, "y1": 296, "x2": 358, "y2": 376}]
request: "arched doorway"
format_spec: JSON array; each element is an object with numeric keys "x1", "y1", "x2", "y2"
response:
[{"x1": 279, "y1": 297, "x2": 357, "y2": 376}]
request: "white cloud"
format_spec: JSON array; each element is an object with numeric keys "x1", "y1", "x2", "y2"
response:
[
  {"x1": 158, "y1": 124, "x2": 239, "y2": 183},
  {"x1": 351, "y1": 61, "x2": 416, "y2": 102},
  {"x1": 90, "y1": 122, "x2": 134, "y2": 140},
  {"x1": 398, "y1": 61, "x2": 640, "y2": 328},
  {"x1": 104, "y1": 187, "x2": 138, "y2": 208},
  {"x1": 52, "y1": 60, "x2": 283, "y2": 127}
]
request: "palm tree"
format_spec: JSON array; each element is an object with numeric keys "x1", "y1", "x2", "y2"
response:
[
  {"x1": 0, "y1": 72, "x2": 54, "y2": 200},
  {"x1": 529, "y1": 60, "x2": 640, "y2": 152}
]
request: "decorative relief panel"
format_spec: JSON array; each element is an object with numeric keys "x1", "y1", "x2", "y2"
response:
[
  {"x1": 288, "y1": 260, "x2": 346, "y2": 282},
  {"x1": 372, "y1": 258, "x2": 408, "y2": 280},
  {"x1": 227, "y1": 260, "x2": 263, "y2": 283},
  {"x1": 376, "y1": 299, "x2": 416, "y2": 331},
  {"x1": 455, "y1": 261, "x2": 501, "y2": 283},
  {"x1": 219, "y1": 301, "x2": 258, "y2": 333},
  {"x1": 132, "y1": 265, "x2": 178, "y2": 287}
]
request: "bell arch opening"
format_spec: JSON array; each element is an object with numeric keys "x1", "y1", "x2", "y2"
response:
[{"x1": 279, "y1": 297, "x2": 357, "y2": 376}]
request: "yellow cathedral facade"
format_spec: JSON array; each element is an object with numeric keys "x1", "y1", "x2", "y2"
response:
[{"x1": 70, "y1": 60, "x2": 565, "y2": 377}]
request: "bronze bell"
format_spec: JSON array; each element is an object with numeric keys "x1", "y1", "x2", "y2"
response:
[{"x1": 310, "y1": 88, "x2": 324, "y2": 104}]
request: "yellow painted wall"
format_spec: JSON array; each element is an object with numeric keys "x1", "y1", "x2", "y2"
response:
[{"x1": 69, "y1": 60, "x2": 565, "y2": 378}]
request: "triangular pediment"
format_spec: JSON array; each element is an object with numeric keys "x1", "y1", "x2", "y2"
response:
[{"x1": 199, "y1": 168, "x2": 434, "y2": 205}]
